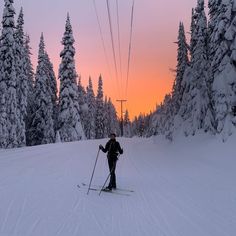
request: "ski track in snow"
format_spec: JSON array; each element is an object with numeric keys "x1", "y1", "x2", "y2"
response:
[{"x1": 0, "y1": 136, "x2": 236, "y2": 236}]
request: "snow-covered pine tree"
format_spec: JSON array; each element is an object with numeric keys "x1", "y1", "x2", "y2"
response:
[
  {"x1": 131, "y1": 116, "x2": 139, "y2": 137},
  {"x1": 24, "y1": 34, "x2": 35, "y2": 145},
  {"x1": 109, "y1": 98, "x2": 119, "y2": 135},
  {"x1": 166, "y1": 22, "x2": 189, "y2": 140},
  {"x1": 85, "y1": 77, "x2": 96, "y2": 139},
  {"x1": 190, "y1": 8, "x2": 197, "y2": 58},
  {"x1": 0, "y1": 0, "x2": 18, "y2": 148},
  {"x1": 157, "y1": 94, "x2": 173, "y2": 137},
  {"x1": 77, "y1": 75, "x2": 88, "y2": 132},
  {"x1": 57, "y1": 15, "x2": 85, "y2": 142},
  {"x1": 208, "y1": 0, "x2": 221, "y2": 84},
  {"x1": 132, "y1": 114, "x2": 145, "y2": 137},
  {"x1": 207, "y1": 0, "x2": 222, "y2": 113},
  {"x1": 14, "y1": 7, "x2": 27, "y2": 147},
  {"x1": 146, "y1": 107, "x2": 158, "y2": 136},
  {"x1": 103, "y1": 96, "x2": 109, "y2": 137},
  {"x1": 209, "y1": 0, "x2": 236, "y2": 140},
  {"x1": 24, "y1": 34, "x2": 34, "y2": 103},
  {"x1": 44, "y1": 51, "x2": 58, "y2": 131},
  {"x1": 95, "y1": 75, "x2": 105, "y2": 139},
  {"x1": 167, "y1": 22, "x2": 190, "y2": 139},
  {"x1": 78, "y1": 76, "x2": 87, "y2": 106},
  {"x1": 103, "y1": 97, "x2": 119, "y2": 137},
  {"x1": 172, "y1": 22, "x2": 189, "y2": 116},
  {"x1": 124, "y1": 110, "x2": 132, "y2": 137},
  {"x1": 179, "y1": 0, "x2": 215, "y2": 136},
  {"x1": 29, "y1": 33, "x2": 55, "y2": 145}
]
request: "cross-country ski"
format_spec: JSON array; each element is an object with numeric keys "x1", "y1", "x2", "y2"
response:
[
  {"x1": 77, "y1": 184, "x2": 131, "y2": 197},
  {"x1": 80, "y1": 182, "x2": 134, "y2": 193}
]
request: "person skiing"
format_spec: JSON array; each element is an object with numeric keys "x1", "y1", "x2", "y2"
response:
[{"x1": 99, "y1": 133, "x2": 123, "y2": 191}]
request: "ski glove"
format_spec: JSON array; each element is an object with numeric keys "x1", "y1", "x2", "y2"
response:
[{"x1": 99, "y1": 145, "x2": 103, "y2": 150}]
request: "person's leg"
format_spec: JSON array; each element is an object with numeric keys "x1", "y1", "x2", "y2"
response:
[
  {"x1": 108, "y1": 158, "x2": 113, "y2": 189},
  {"x1": 112, "y1": 160, "x2": 117, "y2": 188},
  {"x1": 111, "y1": 160, "x2": 117, "y2": 188},
  {"x1": 108, "y1": 158, "x2": 116, "y2": 189}
]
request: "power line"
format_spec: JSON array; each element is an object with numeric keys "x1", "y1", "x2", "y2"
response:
[
  {"x1": 92, "y1": 0, "x2": 112, "y2": 81},
  {"x1": 106, "y1": 0, "x2": 121, "y2": 97},
  {"x1": 125, "y1": 0, "x2": 135, "y2": 98},
  {"x1": 116, "y1": 0, "x2": 123, "y2": 97}
]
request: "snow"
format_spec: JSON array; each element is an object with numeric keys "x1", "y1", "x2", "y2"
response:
[{"x1": 0, "y1": 135, "x2": 236, "y2": 236}]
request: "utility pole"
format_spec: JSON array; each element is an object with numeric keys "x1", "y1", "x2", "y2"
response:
[{"x1": 116, "y1": 100, "x2": 127, "y2": 136}]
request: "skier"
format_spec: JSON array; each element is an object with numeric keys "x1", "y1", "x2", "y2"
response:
[{"x1": 99, "y1": 133, "x2": 123, "y2": 191}]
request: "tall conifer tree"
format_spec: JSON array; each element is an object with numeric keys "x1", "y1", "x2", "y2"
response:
[
  {"x1": 209, "y1": 0, "x2": 236, "y2": 140},
  {"x1": 85, "y1": 77, "x2": 96, "y2": 139},
  {"x1": 24, "y1": 34, "x2": 35, "y2": 145},
  {"x1": 0, "y1": 0, "x2": 18, "y2": 148},
  {"x1": 95, "y1": 75, "x2": 105, "y2": 139},
  {"x1": 15, "y1": 7, "x2": 28, "y2": 147},
  {"x1": 58, "y1": 15, "x2": 85, "y2": 142},
  {"x1": 29, "y1": 34, "x2": 55, "y2": 145},
  {"x1": 179, "y1": 0, "x2": 215, "y2": 136}
]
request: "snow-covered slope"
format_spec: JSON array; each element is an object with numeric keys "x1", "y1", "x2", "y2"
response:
[{"x1": 0, "y1": 135, "x2": 236, "y2": 236}]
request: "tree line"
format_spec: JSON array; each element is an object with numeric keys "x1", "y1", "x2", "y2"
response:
[
  {"x1": 0, "y1": 0, "x2": 120, "y2": 149},
  {"x1": 131, "y1": 0, "x2": 236, "y2": 141}
]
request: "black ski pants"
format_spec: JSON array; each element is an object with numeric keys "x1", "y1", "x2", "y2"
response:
[{"x1": 108, "y1": 157, "x2": 117, "y2": 188}]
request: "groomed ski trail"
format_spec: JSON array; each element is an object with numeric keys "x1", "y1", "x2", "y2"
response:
[{"x1": 0, "y1": 136, "x2": 236, "y2": 236}]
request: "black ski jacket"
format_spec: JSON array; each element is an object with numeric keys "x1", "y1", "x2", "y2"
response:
[{"x1": 101, "y1": 139, "x2": 123, "y2": 160}]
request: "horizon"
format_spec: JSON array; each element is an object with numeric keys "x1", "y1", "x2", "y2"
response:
[{"x1": 0, "y1": 0, "x2": 198, "y2": 119}]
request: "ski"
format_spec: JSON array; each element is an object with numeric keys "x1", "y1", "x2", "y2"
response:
[
  {"x1": 77, "y1": 185, "x2": 131, "y2": 196},
  {"x1": 81, "y1": 182, "x2": 134, "y2": 193}
]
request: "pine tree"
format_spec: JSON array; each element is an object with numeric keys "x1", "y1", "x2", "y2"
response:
[
  {"x1": 58, "y1": 15, "x2": 85, "y2": 142},
  {"x1": 133, "y1": 114, "x2": 145, "y2": 137},
  {"x1": 209, "y1": 0, "x2": 236, "y2": 140},
  {"x1": 171, "y1": 22, "x2": 189, "y2": 123},
  {"x1": 158, "y1": 94, "x2": 173, "y2": 136},
  {"x1": 29, "y1": 34, "x2": 55, "y2": 145},
  {"x1": 108, "y1": 98, "x2": 119, "y2": 135},
  {"x1": 0, "y1": 0, "x2": 18, "y2": 148},
  {"x1": 179, "y1": 0, "x2": 215, "y2": 136},
  {"x1": 124, "y1": 110, "x2": 131, "y2": 137},
  {"x1": 24, "y1": 34, "x2": 35, "y2": 145},
  {"x1": 78, "y1": 76, "x2": 87, "y2": 107},
  {"x1": 24, "y1": 34, "x2": 34, "y2": 102},
  {"x1": 190, "y1": 8, "x2": 197, "y2": 58},
  {"x1": 103, "y1": 96, "x2": 109, "y2": 137},
  {"x1": 208, "y1": 0, "x2": 222, "y2": 72},
  {"x1": 103, "y1": 97, "x2": 118, "y2": 137},
  {"x1": 77, "y1": 75, "x2": 88, "y2": 132},
  {"x1": 44, "y1": 51, "x2": 58, "y2": 130},
  {"x1": 166, "y1": 23, "x2": 189, "y2": 139},
  {"x1": 95, "y1": 75, "x2": 105, "y2": 139},
  {"x1": 85, "y1": 77, "x2": 96, "y2": 139},
  {"x1": 14, "y1": 7, "x2": 27, "y2": 147}
]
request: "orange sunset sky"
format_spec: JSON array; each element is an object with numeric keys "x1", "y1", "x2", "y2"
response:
[{"x1": 0, "y1": 0, "x2": 198, "y2": 119}]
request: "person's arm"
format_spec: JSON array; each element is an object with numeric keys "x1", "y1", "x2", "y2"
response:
[
  {"x1": 99, "y1": 142, "x2": 109, "y2": 153},
  {"x1": 117, "y1": 142, "x2": 123, "y2": 155}
]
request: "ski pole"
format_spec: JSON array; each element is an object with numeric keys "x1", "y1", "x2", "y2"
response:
[
  {"x1": 87, "y1": 148, "x2": 100, "y2": 195},
  {"x1": 99, "y1": 154, "x2": 120, "y2": 196}
]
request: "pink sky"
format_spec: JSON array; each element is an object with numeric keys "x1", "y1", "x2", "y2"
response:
[{"x1": 0, "y1": 0, "x2": 199, "y2": 119}]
